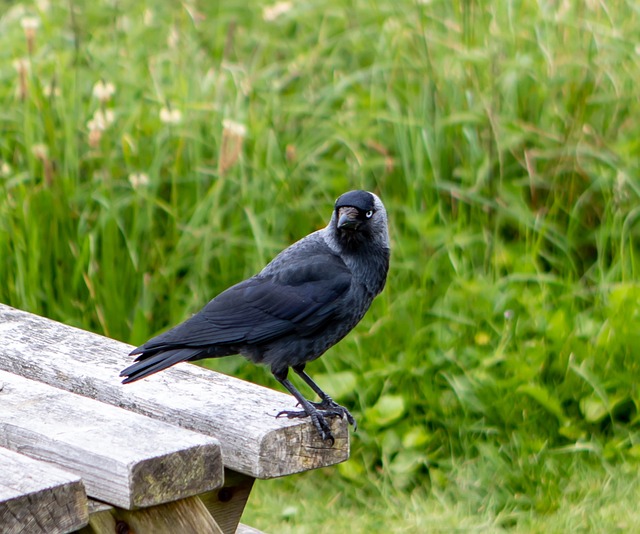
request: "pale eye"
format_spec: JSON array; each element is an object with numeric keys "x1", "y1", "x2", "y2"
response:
[{"x1": 365, "y1": 210, "x2": 373, "y2": 219}]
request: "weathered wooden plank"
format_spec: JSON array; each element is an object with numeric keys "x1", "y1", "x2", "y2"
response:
[
  {"x1": 0, "y1": 303, "x2": 349, "y2": 478},
  {"x1": 199, "y1": 469, "x2": 255, "y2": 534},
  {"x1": 79, "y1": 495, "x2": 223, "y2": 534},
  {"x1": 0, "y1": 447, "x2": 88, "y2": 534},
  {"x1": 0, "y1": 370, "x2": 223, "y2": 509},
  {"x1": 83, "y1": 469, "x2": 255, "y2": 534},
  {"x1": 82, "y1": 499, "x2": 264, "y2": 534},
  {"x1": 236, "y1": 524, "x2": 264, "y2": 534}
]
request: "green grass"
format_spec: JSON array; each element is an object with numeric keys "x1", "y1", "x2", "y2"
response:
[
  {"x1": 2, "y1": 0, "x2": 640, "y2": 531},
  {"x1": 245, "y1": 457, "x2": 640, "y2": 532}
]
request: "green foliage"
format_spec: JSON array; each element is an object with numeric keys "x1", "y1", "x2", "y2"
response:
[{"x1": 2, "y1": 0, "x2": 640, "y2": 529}]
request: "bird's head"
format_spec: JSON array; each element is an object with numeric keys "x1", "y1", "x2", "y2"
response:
[{"x1": 330, "y1": 190, "x2": 389, "y2": 252}]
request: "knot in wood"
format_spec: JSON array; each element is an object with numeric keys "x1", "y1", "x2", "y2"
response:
[
  {"x1": 115, "y1": 520, "x2": 131, "y2": 534},
  {"x1": 218, "y1": 487, "x2": 233, "y2": 502}
]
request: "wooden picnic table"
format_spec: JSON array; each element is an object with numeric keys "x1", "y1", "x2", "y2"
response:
[{"x1": 0, "y1": 303, "x2": 349, "y2": 533}]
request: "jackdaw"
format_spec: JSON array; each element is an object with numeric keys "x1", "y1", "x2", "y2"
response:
[{"x1": 120, "y1": 190, "x2": 390, "y2": 444}]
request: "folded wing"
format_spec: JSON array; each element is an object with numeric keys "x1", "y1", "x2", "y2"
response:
[{"x1": 121, "y1": 252, "x2": 352, "y2": 382}]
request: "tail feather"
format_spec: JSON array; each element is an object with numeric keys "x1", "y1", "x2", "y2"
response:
[{"x1": 120, "y1": 347, "x2": 204, "y2": 384}]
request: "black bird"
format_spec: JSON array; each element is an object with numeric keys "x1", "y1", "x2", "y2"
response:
[{"x1": 120, "y1": 190, "x2": 390, "y2": 444}]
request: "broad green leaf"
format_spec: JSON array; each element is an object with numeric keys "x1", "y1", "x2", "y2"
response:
[
  {"x1": 389, "y1": 450, "x2": 427, "y2": 479},
  {"x1": 517, "y1": 384, "x2": 566, "y2": 423},
  {"x1": 580, "y1": 396, "x2": 608, "y2": 423},
  {"x1": 558, "y1": 424, "x2": 586, "y2": 441},
  {"x1": 402, "y1": 426, "x2": 431, "y2": 449},
  {"x1": 312, "y1": 371, "x2": 357, "y2": 400},
  {"x1": 337, "y1": 458, "x2": 365, "y2": 483},
  {"x1": 367, "y1": 394, "x2": 406, "y2": 427}
]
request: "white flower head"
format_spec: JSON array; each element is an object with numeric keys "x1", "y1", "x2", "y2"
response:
[
  {"x1": 219, "y1": 119, "x2": 247, "y2": 174},
  {"x1": 31, "y1": 143, "x2": 48, "y2": 160},
  {"x1": 129, "y1": 173, "x2": 150, "y2": 189},
  {"x1": 21, "y1": 16, "x2": 40, "y2": 31},
  {"x1": 21, "y1": 16, "x2": 40, "y2": 52},
  {"x1": 160, "y1": 107, "x2": 182, "y2": 124},
  {"x1": 262, "y1": 1, "x2": 292, "y2": 22},
  {"x1": 87, "y1": 109, "x2": 115, "y2": 131},
  {"x1": 35, "y1": 0, "x2": 51, "y2": 12},
  {"x1": 43, "y1": 81, "x2": 61, "y2": 98},
  {"x1": 222, "y1": 119, "x2": 247, "y2": 138},
  {"x1": 167, "y1": 26, "x2": 179, "y2": 49},
  {"x1": 13, "y1": 58, "x2": 30, "y2": 74},
  {"x1": 116, "y1": 15, "x2": 131, "y2": 33},
  {"x1": 92, "y1": 80, "x2": 116, "y2": 103},
  {"x1": 143, "y1": 8, "x2": 154, "y2": 26},
  {"x1": 0, "y1": 161, "x2": 12, "y2": 177},
  {"x1": 14, "y1": 58, "x2": 30, "y2": 100}
]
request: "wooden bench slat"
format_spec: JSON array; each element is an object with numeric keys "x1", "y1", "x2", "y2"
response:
[
  {"x1": 199, "y1": 469, "x2": 255, "y2": 534},
  {"x1": 0, "y1": 370, "x2": 223, "y2": 509},
  {"x1": 235, "y1": 524, "x2": 265, "y2": 534},
  {"x1": 0, "y1": 447, "x2": 88, "y2": 534},
  {"x1": 0, "y1": 304, "x2": 349, "y2": 479},
  {"x1": 79, "y1": 495, "x2": 224, "y2": 534}
]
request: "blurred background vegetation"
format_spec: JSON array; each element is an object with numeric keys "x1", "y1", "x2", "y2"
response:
[{"x1": 2, "y1": 0, "x2": 640, "y2": 531}]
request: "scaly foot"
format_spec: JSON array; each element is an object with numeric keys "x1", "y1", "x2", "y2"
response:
[
  {"x1": 277, "y1": 407, "x2": 342, "y2": 445},
  {"x1": 310, "y1": 397, "x2": 357, "y2": 430}
]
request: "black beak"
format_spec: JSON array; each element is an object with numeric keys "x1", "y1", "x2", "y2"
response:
[{"x1": 337, "y1": 207, "x2": 360, "y2": 230}]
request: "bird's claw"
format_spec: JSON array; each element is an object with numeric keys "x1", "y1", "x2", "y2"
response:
[
  {"x1": 277, "y1": 394, "x2": 357, "y2": 445},
  {"x1": 277, "y1": 408, "x2": 340, "y2": 445},
  {"x1": 311, "y1": 398, "x2": 357, "y2": 430}
]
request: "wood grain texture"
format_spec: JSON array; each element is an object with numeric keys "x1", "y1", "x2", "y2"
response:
[
  {"x1": 0, "y1": 447, "x2": 88, "y2": 534},
  {"x1": 0, "y1": 304, "x2": 349, "y2": 478},
  {"x1": 236, "y1": 524, "x2": 265, "y2": 534},
  {"x1": 79, "y1": 496, "x2": 224, "y2": 534},
  {"x1": 199, "y1": 469, "x2": 255, "y2": 534},
  {"x1": 0, "y1": 371, "x2": 223, "y2": 509}
]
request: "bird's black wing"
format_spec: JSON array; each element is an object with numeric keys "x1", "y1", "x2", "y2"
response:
[{"x1": 133, "y1": 252, "x2": 352, "y2": 353}]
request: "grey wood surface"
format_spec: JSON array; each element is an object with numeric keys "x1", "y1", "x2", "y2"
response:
[
  {"x1": 0, "y1": 370, "x2": 223, "y2": 509},
  {"x1": 0, "y1": 447, "x2": 88, "y2": 534},
  {"x1": 0, "y1": 303, "x2": 349, "y2": 478}
]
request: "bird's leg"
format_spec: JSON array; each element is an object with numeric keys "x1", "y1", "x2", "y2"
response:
[
  {"x1": 273, "y1": 368, "x2": 335, "y2": 445},
  {"x1": 292, "y1": 365, "x2": 357, "y2": 430}
]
